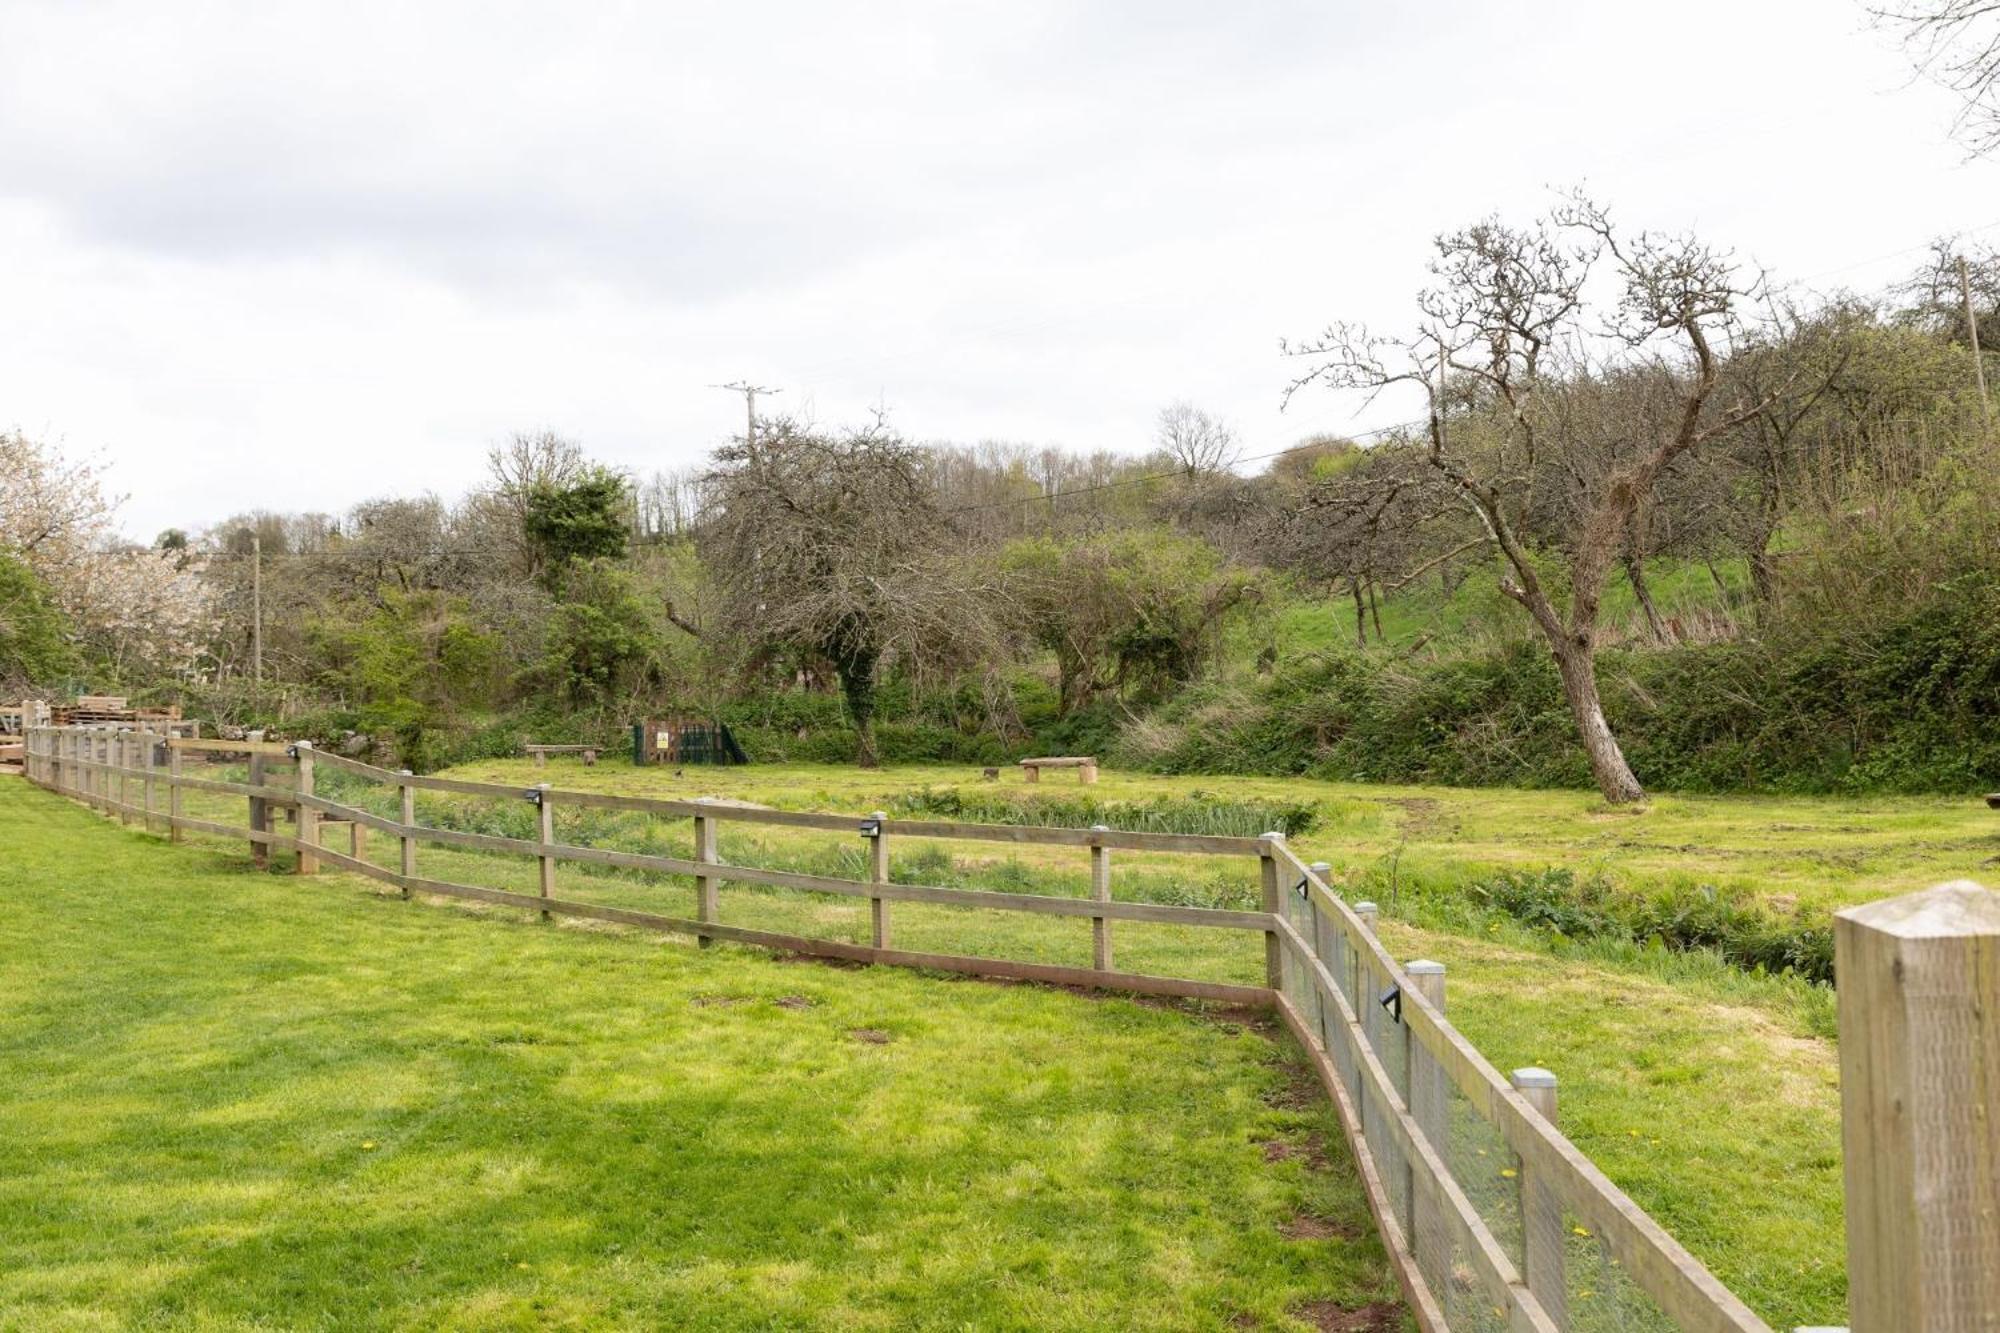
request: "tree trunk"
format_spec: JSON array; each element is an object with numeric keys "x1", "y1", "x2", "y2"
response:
[
  {"x1": 1367, "y1": 578, "x2": 1384, "y2": 640},
  {"x1": 1551, "y1": 639, "x2": 1645, "y2": 803},
  {"x1": 834, "y1": 648, "x2": 880, "y2": 769},
  {"x1": 1349, "y1": 577, "x2": 1367, "y2": 647},
  {"x1": 1622, "y1": 553, "x2": 1668, "y2": 643}
]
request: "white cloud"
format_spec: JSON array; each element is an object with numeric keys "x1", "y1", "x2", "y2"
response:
[{"x1": 1, "y1": 0, "x2": 1992, "y2": 538}]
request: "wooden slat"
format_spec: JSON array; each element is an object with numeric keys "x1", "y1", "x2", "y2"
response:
[
  {"x1": 168, "y1": 737, "x2": 296, "y2": 756},
  {"x1": 379, "y1": 871, "x2": 1270, "y2": 1004}
]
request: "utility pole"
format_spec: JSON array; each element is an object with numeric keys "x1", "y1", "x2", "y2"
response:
[
  {"x1": 712, "y1": 381, "x2": 780, "y2": 447},
  {"x1": 251, "y1": 533, "x2": 263, "y2": 685},
  {"x1": 1960, "y1": 255, "x2": 1992, "y2": 435}
]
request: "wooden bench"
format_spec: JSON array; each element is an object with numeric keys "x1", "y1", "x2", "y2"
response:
[
  {"x1": 525, "y1": 743, "x2": 598, "y2": 768},
  {"x1": 1019, "y1": 755, "x2": 1098, "y2": 785}
]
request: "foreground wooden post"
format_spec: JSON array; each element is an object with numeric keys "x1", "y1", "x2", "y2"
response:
[
  {"x1": 1512, "y1": 1067, "x2": 1566, "y2": 1328},
  {"x1": 694, "y1": 799, "x2": 718, "y2": 946},
  {"x1": 868, "y1": 810, "x2": 890, "y2": 949},
  {"x1": 1090, "y1": 823, "x2": 1113, "y2": 971},
  {"x1": 533, "y1": 783, "x2": 554, "y2": 920},
  {"x1": 1405, "y1": 959, "x2": 1445, "y2": 1281},
  {"x1": 167, "y1": 743, "x2": 183, "y2": 842},
  {"x1": 1836, "y1": 880, "x2": 2000, "y2": 1331},
  {"x1": 398, "y1": 769, "x2": 415, "y2": 896},
  {"x1": 294, "y1": 742, "x2": 319, "y2": 874},
  {"x1": 1259, "y1": 832, "x2": 1285, "y2": 991},
  {"x1": 1306, "y1": 860, "x2": 1333, "y2": 1038}
]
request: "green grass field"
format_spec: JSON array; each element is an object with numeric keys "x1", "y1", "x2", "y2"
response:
[
  {"x1": 0, "y1": 779, "x2": 1404, "y2": 1332},
  {"x1": 18, "y1": 753, "x2": 1981, "y2": 1330}
]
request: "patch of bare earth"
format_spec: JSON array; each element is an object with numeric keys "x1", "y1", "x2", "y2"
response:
[
  {"x1": 849, "y1": 1027, "x2": 894, "y2": 1044},
  {"x1": 1289, "y1": 1300, "x2": 1403, "y2": 1331},
  {"x1": 1280, "y1": 1212, "x2": 1360, "y2": 1242}
]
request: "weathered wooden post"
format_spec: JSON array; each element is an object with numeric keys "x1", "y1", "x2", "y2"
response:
[
  {"x1": 868, "y1": 809, "x2": 890, "y2": 950},
  {"x1": 141, "y1": 731, "x2": 156, "y2": 833},
  {"x1": 533, "y1": 782, "x2": 554, "y2": 921},
  {"x1": 1090, "y1": 823, "x2": 1112, "y2": 972},
  {"x1": 1511, "y1": 1067, "x2": 1566, "y2": 1328},
  {"x1": 1406, "y1": 959, "x2": 1447, "y2": 1291},
  {"x1": 1306, "y1": 860, "x2": 1334, "y2": 1038},
  {"x1": 694, "y1": 798, "x2": 718, "y2": 947},
  {"x1": 248, "y1": 750, "x2": 269, "y2": 868},
  {"x1": 294, "y1": 742, "x2": 318, "y2": 874},
  {"x1": 1259, "y1": 832, "x2": 1285, "y2": 992},
  {"x1": 398, "y1": 769, "x2": 415, "y2": 896},
  {"x1": 1836, "y1": 880, "x2": 2000, "y2": 1331},
  {"x1": 167, "y1": 742, "x2": 183, "y2": 842}
]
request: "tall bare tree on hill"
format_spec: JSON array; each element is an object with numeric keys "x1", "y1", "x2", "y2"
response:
[{"x1": 1284, "y1": 196, "x2": 1796, "y2": 803}]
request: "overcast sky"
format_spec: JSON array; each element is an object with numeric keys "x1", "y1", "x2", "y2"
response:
[{"x1": 4, "y1": 0, "x2": 1996, "y2": 539}]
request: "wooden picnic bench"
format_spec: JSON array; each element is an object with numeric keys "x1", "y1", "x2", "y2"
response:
[
  {"x1": 1018, "y1": 755, "x2": 1098, "y2": 785},
  {"x1": 525, "y1": 743, "x2": 598, "y2": 768}
]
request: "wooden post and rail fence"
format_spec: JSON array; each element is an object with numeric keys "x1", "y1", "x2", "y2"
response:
[{"x1": 16, "y1": 723, "x2": 1997, "y2": 1332}]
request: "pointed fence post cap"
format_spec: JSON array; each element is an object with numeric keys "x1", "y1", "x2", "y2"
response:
[{"x1": 1837, "y1": 880, "x2": 1998, "y2": 938}]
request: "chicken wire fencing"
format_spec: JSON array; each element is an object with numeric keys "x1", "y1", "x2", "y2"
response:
[{"x1": 1275, "y1": 856, "x2": 1751, "y2": 1333}]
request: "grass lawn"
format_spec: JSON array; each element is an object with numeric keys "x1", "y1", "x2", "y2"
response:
[
  {"x1": 0, "y1": 779, "x2": 1406, "y2": 1332},
  {"x1": 409, "y1": 756, "x2": 1910, "y2": 1330}
]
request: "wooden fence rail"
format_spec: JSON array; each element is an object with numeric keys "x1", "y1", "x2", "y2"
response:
[{"x1": 19, "y1": 724, "x2": 1783, "y2": 1332}]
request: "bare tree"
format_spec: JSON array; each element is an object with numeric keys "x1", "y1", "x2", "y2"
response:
[
  {"x1": 701, "y1": 415, "x2": 997, "y2": 767},
  {"x1": 486, "y1": 429, "x2": 586, "y2": 571},
  {"x1": 1873, "y1": 0, "x2": 2000, "y2": 154},
  {"x1": 1284, "y1": 196, "x2": 1788, "y2": 803},
  {"x1": 1156, "y1": 401, "x2": 1240, "y2": 479}
]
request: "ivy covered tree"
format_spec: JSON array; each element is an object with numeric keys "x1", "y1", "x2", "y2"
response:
[{"x1": 522, "y1": 465, "x2": 632, "y2": 581}]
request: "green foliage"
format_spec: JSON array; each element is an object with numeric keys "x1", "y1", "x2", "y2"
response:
[
  {"x1": 530, "y1": 562, "x2": 663, "y2": 711},
  {"x1": 1121, "y1": 565, "x2": 2000, "y2": 796},
  {"x1": 307, "y1": 589, "x2": 506, "y2": 769},
  {"x1": 886, "y1": 786, "x2": 1320, "y2": 838},
  {"x1": 0, "y1": 550, "x2": 75, "y2": 686},
  {"x1": 522, "y1": 465, "x2": 631, "y2": 576},
  {"x1": 1002, "y1": 527, "x2": 1265, "y2": 714},
  {"x1": 1462, "y1": 868, "x2": 1834, "y2": 983}
]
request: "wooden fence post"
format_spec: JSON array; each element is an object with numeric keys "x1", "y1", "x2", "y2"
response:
[
  {"x1": 1090, "y1": 823, "x2": 1113, "y2": 972},
  {"x1": 168, "y1": 743, "x2": 183, "y2": 842},
  {"x1": 248, "y1": 751, "x2": 269, "y2": 869},
  {"x1": 398, "y1": 769, "x2": 415, "y2": 896},
  {"x1": 869, "y1": 810, "x2": 890, "y2": 950},
  {"x1": 294, "y1": 742, "x2": 318, "y2": 875},
  {"x1": 1307, "y1": 859, "x2": 1334, "y2": 1039},
  {"x1": 1259, "y1": 832, "x2": 1285, "y2": 991},
  {"x1": 534, "y1": 783, "x2": 554, "y2": 921},
  {"x1": 1406, "y1": 958, "x2": 1447, "y2": 1285},
  {"x1": 1836, "y1": 880, "x2": 2000, "y2": 1331},
  {"x1": 1512, "y1": 1067, "x2": 1566, "y2": 1328},
  {"x1": 694, "y1": 798, "x2": 717, "y2": 946},
  {"x1": 141, "y1": 732, "x2": 156, "y2": 833}
]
